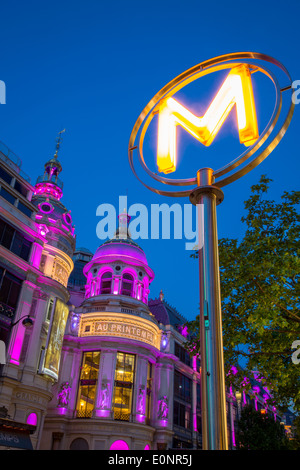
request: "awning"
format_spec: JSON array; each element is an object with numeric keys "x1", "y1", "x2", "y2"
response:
[{"x1": 0, "y1": 428, "x2": 33, "y2": 449}]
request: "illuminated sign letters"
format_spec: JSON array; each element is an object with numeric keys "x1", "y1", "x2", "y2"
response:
[
  {"x1": 79, "y1": 312, "x2": 161, "y2": 350},
  {"x1": 129, "y1": 53, "x2": 294, "y2": 196},
  {"x1": 157, "y1": 64, "x2": 258, "y2": 174}
]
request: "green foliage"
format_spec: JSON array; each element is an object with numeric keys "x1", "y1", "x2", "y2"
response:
[
  {"x1": 187, "y1": 175, "x2": 300, "y2": 413},
  {"x1": 236, "y1": 405, "x2": 291, "y2": 450}
]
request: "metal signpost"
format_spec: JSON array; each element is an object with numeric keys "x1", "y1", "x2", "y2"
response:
[{"x1": 128, "y1": 52, "x2": 294, "y2": 450}]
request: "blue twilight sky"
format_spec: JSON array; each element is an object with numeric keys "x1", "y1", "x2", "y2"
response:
[{"x1": 0, "y1": 0, "x2": 299, "y2": 321}]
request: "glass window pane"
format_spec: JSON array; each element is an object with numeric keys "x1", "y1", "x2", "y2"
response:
[
  {"x1": 113, "y1": 352, "x2": 135, "y2": 421},
  {"x1": 0, "y1": 167, "x2": 12, "y2": 185},
  {"x1": 17, "y1": 201, "x2": 32, "y2": 218},
  {"x1": 0, "y1": 187, "x2": 16, "y2": 205},
  {"x1": 76, "y1": 351, "x2": 100, "y2": 418},
  {"x1": 1, "y1": 224, "x2": 14, "y2": 249}
]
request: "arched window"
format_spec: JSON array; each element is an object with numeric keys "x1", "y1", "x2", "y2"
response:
[
  {"x1": 100, "y1": 272, "x2": 112, "y2": 294},
  {"x1": 121, "y1": 273, "x2": 134, "y2": 297},
  {"x1": 70, "y1": 438, "x2": 89, "y2": 450},
  {"x1": 26, "y1": 412, "x2": 37, "y2": 426},
  {"x1": 110, "y1": 440, "x2": 129, "y2": 450}
]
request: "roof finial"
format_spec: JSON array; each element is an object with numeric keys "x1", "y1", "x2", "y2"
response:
[
  {"x1": 159, "y1": 289, "x2": 164, "y2": 301},
  {"x1": 54, "y1": 129, "x2": 66, "y2": 158}
]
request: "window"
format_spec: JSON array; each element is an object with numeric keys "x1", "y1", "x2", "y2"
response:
[
  {"x1": 11, "y1": 231, "x2": 32, "y2": 260},
  {"x1": 113, "y1": 352, "x2": 135, "y2": 421},
  {"x1": 0, "y1": 167, "x2": 12, "y2": 185},
  {"x1": 196, "y1": 383, "x2": 201, "y2": 409},
  {"x1": 0, "y1": 218, "x2": 32, "y2": 261},
  {"x1": 26, "y1": 413, "x2": 37, "y2": 426},
  {"x1": 70, "y1": 438, "x2": 89, "y2": 450},
  {"x1": 0, "y1": 267, "x2": 22, "y2": 344},
  {"x1": 14, "y1": 180, "x2": 28, "y2": 198},
  {"x1": 100, "y1": 271, "x2": 112, "y2": 295},
  {"x1": 0, "y1": 186, "x2": 16, "y2": 205},
  {"x1": 174, "y1": 370, "x2": 192, "y2": 403},
  {"x1": 0, "y1": 269, "x2": 22, "y2": 315},
  {"x1": 110, "y1": 440, "x2": 129, "y2": 450},
  {"x1": 120, "y1": 273, "x2": 134, "y2": 297},
  {"x1": 17, "y1": 201, "x2": 32, "y2": 218},
  {"x1": 173, "y1": 437, "x2": 193, "y2": 449},
  {"x1": 76, "y1": 351, "x2": 100, "y2": 418},
  {"x1": 46, "y1": 299, "x2": 54, "y2": 321},
  {"x1": 174, "y1": 342, "x2": 192, "y2": 367},
  {"x1": 173, "y1": 401, "x2": 191, "y2": 430}
]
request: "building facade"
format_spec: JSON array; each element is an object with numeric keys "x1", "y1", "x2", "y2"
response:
[
  {"x1": 0, "y1": 140, "x2": 75, "y2": 449},
  {"x1": 0, "y1": 140, "x2": 290, "y2": 450}
]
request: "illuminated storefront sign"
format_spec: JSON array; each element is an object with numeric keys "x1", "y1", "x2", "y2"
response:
[
  {"x1": 42, "y1": 298, "x2": 69, "y2": 381},
  {"x1": 79, "y1": 312, "x2": 161, "y2": 350}
]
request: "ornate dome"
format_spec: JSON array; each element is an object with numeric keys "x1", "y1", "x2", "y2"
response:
[
  {"x1": 84, "y1": 237, "x2": 154, "y2": 281},
  {"x1": 92, "y1": 238, "x2": 147, "y2": 268},
  {"x1": 84, "y1": 211, "x2": 154, "y2": 281},
  {"x1": 82, "y1": 211, "x2": 154, "y2": 303}
]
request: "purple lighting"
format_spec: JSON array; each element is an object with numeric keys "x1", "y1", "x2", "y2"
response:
[
  {"x1": 96, "y1": 409, "x2": 110, "y2": 418},
  {"x1": 136, "y1": 414, "x2": 145, "y2": 423},
  {"x1": 159, "y1": 419, "x2": 168, "y2": 427},
  {"x1": 110, "y1": 440, "x2": 129, "y2": 450},
  {"x1": 26, "y1": 413, "x2": 37, "y2": 426},
  {"x1": 179, "y1": 325, "x2": 188, "y2": 337},
  {"x1": 34, "y1": 182, "x2": 63, "y2": 200}
]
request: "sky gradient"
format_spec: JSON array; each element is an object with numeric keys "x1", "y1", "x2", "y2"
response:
[{"x1": 0, "y1": 0, "x2": 299, "y2": 321}]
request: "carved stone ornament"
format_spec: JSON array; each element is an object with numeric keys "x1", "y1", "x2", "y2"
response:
[
  {"x1": 158, "y1": 395, "x2": 169, "y2": 419},
  {"x1": 100, "y1": 381, "x2": 110, "y2": 409},
  {"x1": 57, "y1": 382, "x2": 71, "y2": 407}
]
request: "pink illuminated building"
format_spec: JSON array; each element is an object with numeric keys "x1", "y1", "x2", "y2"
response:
[
  {"x1": 0, "y1": 139, "x2": 75, "y2": 449},
  {"x1": 39, "y1": 208, "x2": 203, "y2": 450},
  {"x1": 0, "y1": 139, "x2": 287, "y2": 450}
]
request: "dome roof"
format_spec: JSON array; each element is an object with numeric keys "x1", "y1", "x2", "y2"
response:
[
  {"x1": 83, "y1": 211, "x2": 154, "y2": 281},
  {"x1": 83, "y1": 237, "x2": 154, "y2": 281},
  {"x1": 93, "y1": 237, "x2": 148, "y2": 266}
]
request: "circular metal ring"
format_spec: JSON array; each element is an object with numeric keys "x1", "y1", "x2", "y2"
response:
[{"x1": 128, "y1": 52, "x2": 294, "y2": 197}]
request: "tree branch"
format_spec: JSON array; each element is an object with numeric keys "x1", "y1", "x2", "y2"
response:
[{"x1": 253, "y1": 278, "x2": 300, "y2": 323}]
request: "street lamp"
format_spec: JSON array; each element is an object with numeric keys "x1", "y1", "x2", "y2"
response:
[{"x1": 11, "y1": 315, "x2": 34, "y2": 328}]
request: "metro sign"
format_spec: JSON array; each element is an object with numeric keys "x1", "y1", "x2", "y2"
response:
[
  {"x1": 157, "y1": 64, "x2": 258, "y2": 174},
  {"x1": 128, "y1": 53, "x2": 294, "y2": 196}
]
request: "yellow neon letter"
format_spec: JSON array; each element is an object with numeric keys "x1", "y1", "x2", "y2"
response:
[{"x1": 156, "y1": 64, "x2": 259, "y2": 174}]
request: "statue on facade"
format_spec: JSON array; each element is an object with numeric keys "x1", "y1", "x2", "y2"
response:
[
  {"x1": 158, "y1": 396, "x2": 168, "y2": 419},
  {"x1": 100, "y1": 381, "x2": 110, "y2": 409},
  {"x1": 57, "y1": 382, "x2": 71, "y2": 407},
  {"x1": 137, "y1": 387, "x2": 145, "y2": 414}
]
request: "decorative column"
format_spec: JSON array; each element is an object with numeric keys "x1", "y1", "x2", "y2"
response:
[
  {"x1": 192, "y1": 371, "x2": 198, "y2": 448},
  {"x1": 8, "y1": 279, "x2": 36, "y2": 367},
  {"x1": 113, "y1": 275, "x2": 121, "y2": 295},
  {"x1": 95, "y1": 350, "x2": 117, "y2": 418},
  {"x1": 23, "y1": 290, "x2": 48, "y2": 370},
  {"x1": 153, "y1": 359, "x2": 174, "y2": 450},
  {"x1": 30, "y1": 242, "x2": 44, "y2": 269},
  {"x1": 134, "y1": 357, "x2": 148, "y2": 424}
]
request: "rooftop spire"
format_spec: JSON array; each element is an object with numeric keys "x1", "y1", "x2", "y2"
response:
[
  {"x1": 115, "y1": 209, "x2": 131, "y2": 239},
  {"x1": 54, "y1": 129, "x2": 66, "y2": 159},
  {"x1": 34, "y1": 130, "x2": 66, "y2": 200}
]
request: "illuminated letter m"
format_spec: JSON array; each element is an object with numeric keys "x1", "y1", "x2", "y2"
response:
[{"x1": 156, "y1": 64, "x2": 258, "y2": 174}]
